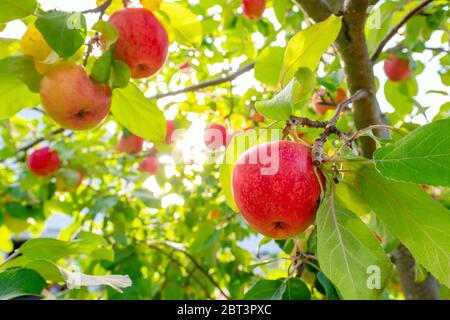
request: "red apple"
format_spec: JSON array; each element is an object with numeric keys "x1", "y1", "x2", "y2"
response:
[
  {"x1": 139, "y1": 156, "x2": 159, "y2": 174},
  {"x1": 117, "y1": 133, "x2": 144, "y2": 154},
  {"x1": 109, "y1": 8, "x2": 168, "y2": 79},
  {"x1": 384, "y1": 53, "x2": 411, "y2": 82},
  {"x1": 313, "y1": 88, "x2": 347, "y2": 116},
  {"x1": 232, "y1": 141, "x2": 323, "y2": 239},
  {"x1": 56, "y1": 169, "x2": 83, "y2": 192},
  {"x1": 242, "y1": 0, "x2": 266, "y2": 21},
  {"x1": 204, "y1": 124, "x2": 228, "y2": 150},
  {"x1": 165, "y1": 120, "x2": 176, "y2": 144},
  {"x1": 40, "y1": 62, "x2": 111, "y2": 130},
  {"x1": 27, "y1": 147, "x2": 61, "y2": 177}
]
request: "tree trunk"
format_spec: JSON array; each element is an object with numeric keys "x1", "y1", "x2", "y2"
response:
[
  {"x1": 295, "y1": 0, "x2": 440, "y2": 300},
  {"x1": 391, "y1": 245, "x2": 440, "y2": 300}
]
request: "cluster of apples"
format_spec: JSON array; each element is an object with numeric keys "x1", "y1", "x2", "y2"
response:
[
  {"x1": 117, "y1": 120, "x2": 175, "y2": 174},
  {"x1": 25, "y1": 6, "x2": 169, "y2": 131},
  {"x1": 27, "y1": 147, "x2": 84, "y2": 192}
]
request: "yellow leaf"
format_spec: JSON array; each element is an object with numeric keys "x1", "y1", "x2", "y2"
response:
[
  {"x1": 280, "y1": 15, "x2": 342, "y2": 87},
  {"x1": 140, "y1": 0, "x2": 162, "y2": 11},
  {"x1": 21, "y1": 21, "x2": 52, "y2": 62}
]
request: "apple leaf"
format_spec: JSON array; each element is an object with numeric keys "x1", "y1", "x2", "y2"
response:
[
  {"x1": 273, "y1": 0, "x2": 290, "y2": 24},
  {"x1": 91, "y1": 49, "x2": 113, "y2": 84},
  {"x1": 357, "y1": 166, "x2": 450, "y2": 288},
  {"x1": 110, "y1": 60, "x2": 130, "y2": 89},
  {"x1": 0, "y1": 268, "x2": 46, "y2": 300},
  {"x1": 282, "y1": 278, "x2": 311, "y2": 300},
  {"x1": 6, "y1": 56, "x2": 42, "y2": 92},
  {"x1": 316, "y1": 183, "x2": 393, "y2": 300},
  {"x1": 111, "y1": 83, "x2": 166, "y2": 142},
  {"x1": 244, "y1": 279, "x2": 285, "y2": 300},
  {"x1": 293, "y1": 67, "x2": 316, "y2": 99},
  {"x1": 18, "y1": 238, "x2": 77, "y2": 261},
  {"x1": 254, "y1": 46, "x2": 284, "y2": 86},
  {"x1": 280, "y1": 15, "x2": 342, "y2": 87},
  {"x1": 0, "y1": 0, "x2": 37, "y2": 23},
  {"x1": 92, "y1": 20, "x2": 118, "y2": 50},
  {"x1": 0, "y1": 58, "x2": 40, "y2": 119},
  {"x1": 255, "y1": 79, "x2": 294, "y2": 121},
  {"x1": 244, "y1": 278, "x2": 310, "y2": 300},
  {"x1": 35, "y1": 11, "x2": 87, "y2": 58},
  {"x1": 384, "y1": 77, "x2": 417, "y2": 115},
  {"x1": 159, "y1": 2, "x2": 202, "y2": 47},
  {"x1": 316, "y1": 272, "x2": 341, "y2": 300},
  {"x1": 23, "y1": 259, "x2": 65, "y2": 283},
  {"x1": 374, "y1": 118, "x2": 450, "y2": 187},
  {"x1": 0, "y1": 38, "x2": 21, "y2": 59}
]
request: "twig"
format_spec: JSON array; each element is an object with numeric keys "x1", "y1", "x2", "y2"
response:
[
  {"x1": 370, "y1": 0, "x2": 435, "y2": 63},
  {"x1": 329, "y1": 89, "x2": 368, "y2": 124},
  {"x1": 345, "y1": 124, "x2": 400, "y2": 146},
  {"x1": 284, "y1": 90, "x2": 368, "y2": 166},
  {"x1": 150, "y1": 242, "x2": 230, "y2": 299},
  {"x1": 424, "y1": 47, "x2": 450, "y2": 54},
  {"x1": 149, "y1": 63, "x2": 255, "y2": 100},
  {"x1": 148, "y1": 245, "x2": 213, "y2": 299},
  {"x1": 82, "y1": 0, "x2": 113, "y2": 14},
  {"x1": 17, "y1": 128, "x2": 65, "y2": 153},
  {"x1": 82, "y1": 0, "x2": 113, "y2": 66}
]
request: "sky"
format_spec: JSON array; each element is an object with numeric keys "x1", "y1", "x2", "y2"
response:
[{"x1": 1, "y1": 0, "x2": 448, "y2": 252}]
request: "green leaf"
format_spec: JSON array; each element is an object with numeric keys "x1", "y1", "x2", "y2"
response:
[
  {"x1": 256, "y1": 79, "x2": 294, "y2": 120},
  {"x1": 293, "y1": 67, "x2": 316, "y2": 99},
  {"x1": 0, "y1": 268, "x2": 46, "y2": 300},
  {"x1": 254, "y1": 46, "x2": 284, "y2": 86},
  {"x1": 19, "y1": 238, "x2": 76, "y2": 261},
  {"x1": 35, "y1": 11, "x2": 87, "y2": 58},
  {"x1": 111, "y1": 83, "x2": 166, "y2": 142},
  {"x1": 23, "y1": 259, "x2": 64, "y2": 282},
  {"x1": 91, "y1": 195, "x2": 119, "y2": 215},
  {"x1": 159, "y1": 2, "x2": 202, "y2": 47},
  {"x1": 92, "y1": 20, "x2": 118, "y2": 50},
  {"x1": 244, "y1": 279, "x2": 286, "y2": 300},
  {"x1": 273, "y1": 0, "x2": 290, "y2": 24},
  {"x1": 0, "y1": 0, "x2": 37, "y2": 23},
  {"x1": 357, "y1": 166, "x2": 450, "y2": 288},
  {"x1": 110, "y1": 59, "x2": 130, "y2": 89},
  {"x1": 0, "y1": 58, "x2": 40, "y2": 119},
  {"x1": 0, "y1": 37, "x2": 21, "y2": 59},
  {"x1": 6, "y1": 56, "x2": 42, "y2": 92},
  {"x1": 282, "y1": 278, "x2": 311, "y2": 300},
  {"x1": 374, "y1": 118, "x2": 450, "y2": 187},
  {"x1": 316, "y1": 272, "x2": 341, "y2": 300},
  {"x1": 384, "y1": 78, "x2": 416, "y2": 115},
  {"x1": 316, "y1": 183, "x2": 393, "y2": 300},
  {"x1": 280, "y1": 15, "x2": 342, "y2": 87},
  {"x1": 91, "y1": 49, "x2": 113, "y2": 84}
]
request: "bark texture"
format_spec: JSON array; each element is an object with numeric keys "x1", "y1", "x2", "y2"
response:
[{"x1": 391, "y1": 245, "x2": 440, "y2": 300}]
